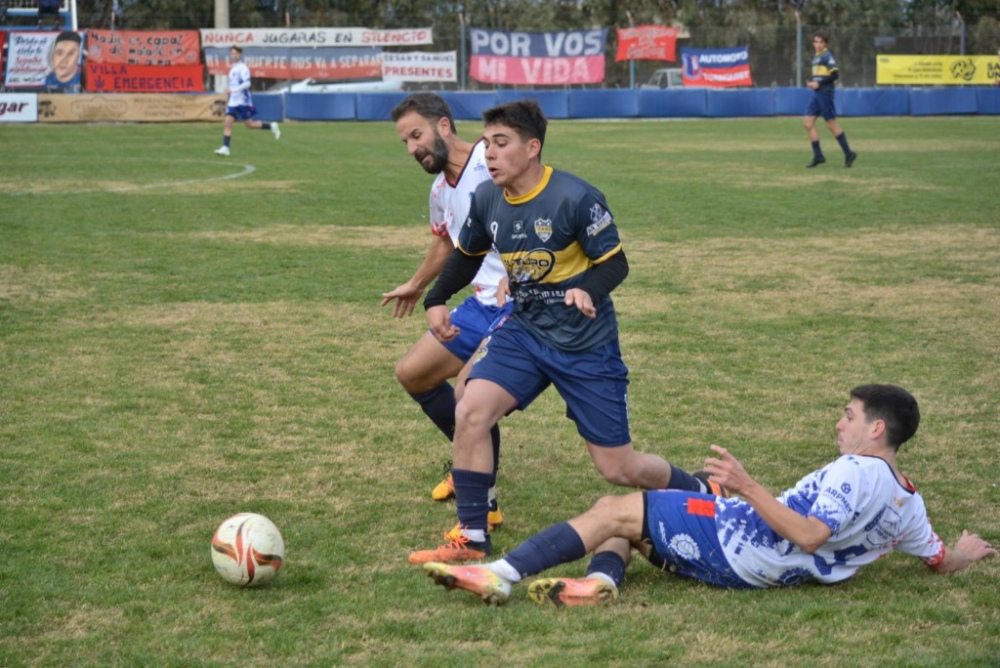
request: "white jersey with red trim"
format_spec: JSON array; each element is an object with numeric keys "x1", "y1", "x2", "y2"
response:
[
  {"x1": 716, "y1": 455, "x2": 945, "y2": 587},
  {"x1": 428, "y1": 139, "x2": 505, "y2": 306}
]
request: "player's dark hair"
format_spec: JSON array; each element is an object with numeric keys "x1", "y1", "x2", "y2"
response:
[
  {"x1": 55, "y1": 31, "x2": 81, "y2": 45},
  {"x1": 849, "y1": 384, "x2": 920, "y2": 450},
  {"x1": 231, "y1": 45, "x2": 244, "y2": 54},
  {"x1": 482, "y1": 100, "x2": 547, "y2": 154},
  {"x1": 813, "y1": 31, "x2": 829, "y2": 44},
  {"x1": 390, "y1": 93, "x2": 456, "y2": 133}
]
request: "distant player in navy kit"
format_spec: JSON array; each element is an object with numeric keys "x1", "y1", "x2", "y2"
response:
[
  {"x1": 215, "y1": 46, "x2": 279, "y2": 156},
  {"x1": 804, "y1": 31, "x2": 856, "y2": 169},
  {"x1": 420, "y1": 384, "x2": 996, "y2": 607},
  {"x1": 408, "y1": 100, "x2": 709, "y2": 565}
]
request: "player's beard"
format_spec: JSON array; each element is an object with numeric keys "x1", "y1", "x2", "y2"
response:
[{"x1": 415, "y1": 131, "x2": 449, "y2": 175}]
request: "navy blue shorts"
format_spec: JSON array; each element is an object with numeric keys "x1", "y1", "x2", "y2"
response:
[
  {"x1": 805, "y1": 91, "x2": 837, "y2": 121},
  {"x1": 226, "y1": 104, "x2": 257, "y2": 121},
  {"x1": 467, "y1": 319, "x2": 630, "y2": 446},
  {"x1": 437, "y1": 296, "x2": 512, "y2": 363},
  {"x1": 643, "y1": 490, "x2": 754, "y2": 589}
]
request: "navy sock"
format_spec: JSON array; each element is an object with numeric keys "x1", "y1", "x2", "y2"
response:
[
  {"x1": 586, "y1": 551, "x2": 627, "y2": 589},
  {"x1": 836, "y1": 132, "x2": 851, "y2": 154},
  {"x1": 223, "y1": 136, "x2": 231, "y2": 148},
  {"x1": 489, "y1": 423, "x2": 500, "y2": 487},
  {"x1": 667, "y1": 465, "x2": 704, "y2": 493},
  {"x1": 409, "y1": 383, "x2": 456, "y2": 442},
  {"x1": 453, "y1": 468, "x2": 492, "y2": 533},
  {"x1": 504, "y1": 522, "x2": 587, "y2": 579},
  {"x1": 811, "y1": 140, "x2": 822, "y2": 158},
  {"x1": 261, "y1": 123, "x2": 272, "y2": 130}
]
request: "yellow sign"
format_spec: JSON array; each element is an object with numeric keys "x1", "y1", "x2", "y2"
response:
[
  {"x1": 37, "y1": 94, "x2": 227, "y2": 123},
  {"x1": 877, "y1": 55, "x2": 1000, "y2": 85}
]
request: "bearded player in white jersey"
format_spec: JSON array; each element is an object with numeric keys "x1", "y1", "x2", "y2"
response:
[
  {"x1": 383, "y1": 94, "x2": 511, "y2": 531},
  {"x1": 421, "y1": 384, "x2": 995, "y2": 607}
]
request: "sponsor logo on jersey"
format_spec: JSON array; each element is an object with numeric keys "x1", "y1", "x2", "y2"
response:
[
  {"x1": 533, "y1": 218, "x2": 553, "y2": 242},
  {"x1": 823, "y1": 485, "x2": 854, "y2": 514},
  {"x1": 587, "y1": 204, "x2": 613, "y2": 236},
  {"x1": 507, "y1": 248, "x2": 555, "y2": 282}
]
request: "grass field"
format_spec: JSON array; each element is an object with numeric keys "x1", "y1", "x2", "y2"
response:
[{"x1": 1, "y1": 115, "x2": 998, "y2": 667}]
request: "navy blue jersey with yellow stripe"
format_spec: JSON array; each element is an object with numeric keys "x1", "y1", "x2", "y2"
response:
[
  {"x1": 811, "y1": 48, "x2": 839, "y2": 93},
  {"x1": 459, "y1": 165, "x2": 621, "y2": 352}
]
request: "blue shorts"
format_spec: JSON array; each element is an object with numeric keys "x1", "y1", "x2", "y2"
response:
[
  {"x1": 643, "y1": 491, "x2": 754, "y2": 589},
  {"x1": 226, "y1": 105, "x2": 257, "y2": 121},
  {"x1": 467, "y1": 319, "x2": 630, "y2": 446},
  {"x1": 437, "y1": 296, "x2": 512, "y2": 363},
  {"x1": 805, "y1": 90, "x2": 836, "y2": 121}
]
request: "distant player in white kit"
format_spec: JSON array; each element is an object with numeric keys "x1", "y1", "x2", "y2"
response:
[
  {"x1": 214, "y1": 46, "x2": 280, "y2": 156},
  {"x1": 383, "y1": 94, "x2": 511, "y2": 530}
]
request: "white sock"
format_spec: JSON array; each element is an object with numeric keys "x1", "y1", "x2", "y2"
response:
[
  {"x1": 462, "y1": 528, "x2": 487, "y2": 543},
  {"x1": 587, "y1": 572, "x2": 618, "y2": 588},
  {"x1": 488, "y1": 559, "x2": 521, "y2": 583}
]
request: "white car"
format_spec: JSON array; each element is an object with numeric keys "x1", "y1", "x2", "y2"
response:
[
  {"x1": 638, "y1": 68, "x2": 684, "y2": 89},
  {"x1": 268, "y1": 78, "x2": 405, "y2": 94}
]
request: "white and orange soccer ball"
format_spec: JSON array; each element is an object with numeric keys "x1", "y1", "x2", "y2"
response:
[{"x1": 211, "y1": 513, "x2": 285, "y2": 587}]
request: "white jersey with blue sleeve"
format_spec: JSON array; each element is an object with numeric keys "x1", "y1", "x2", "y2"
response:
[
  {"x1": 227, "y1": 61, "x2": 253, "y2": 108},
  {"x1": 428, "y1": 138, "x2": 505, "y2": 306},
  {"x1": 717, "y1": 455, "x2": 945, "y2": 587}
]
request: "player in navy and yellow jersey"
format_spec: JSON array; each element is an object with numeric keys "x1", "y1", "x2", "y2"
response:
[
  {"x1": 408, "y1": 100, "x2": 712, "y2": 565},
  {"x1": 804, "y1": 31, "x2": 857, "y2": 169}
]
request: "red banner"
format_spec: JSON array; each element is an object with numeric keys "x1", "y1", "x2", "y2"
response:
[
  {"x1": 84, "y1": 63, "x2": 206, "y2": 93},
  {"x1": 86, "y1": 30, "x2": 202, "y2": 66},
  {"x1": 0, "y1": 33, "x2": 6, "y2": 78},
  {"x1": 615, "y1": 26, "x2": 678, "y2": 62}
]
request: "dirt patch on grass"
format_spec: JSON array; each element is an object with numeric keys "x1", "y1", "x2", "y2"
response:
[{"x1": 164, "y1": 224, "x2": 426, "y2": 249}]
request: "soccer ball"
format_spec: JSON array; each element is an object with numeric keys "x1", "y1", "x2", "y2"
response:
[{"x1": 211, "y1": 513, "x2": 285, "y2": 587}]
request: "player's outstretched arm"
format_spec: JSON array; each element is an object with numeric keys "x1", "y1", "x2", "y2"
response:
[
  {"x1": 380, "y1": 236, "x2": 453, "y2": 318},
  {"x1": 929, "y1": 531, "x2": 997, "y2": 574}
]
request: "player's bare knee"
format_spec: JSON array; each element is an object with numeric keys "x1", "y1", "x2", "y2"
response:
[
  {"x1": 455, "y1": 399, "x2": 487, "y2": 431},
  {"x1": 595, "y1": 462, "x2": 632, "y2": 487},
  {"x1": 589, "y1": 494, "x2": 639, "y2": 534}
]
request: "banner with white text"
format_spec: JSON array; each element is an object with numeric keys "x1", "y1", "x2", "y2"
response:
[
  {"x1": 876, "y1": 55, "x2": 999, "y2": 85},
  {"x1": 382, "y1": 51, "x2": 456, "y2": 82},
  {"x1": 615, "y1": 26, "x2": 678, "y2": 62},
  {"x1": 681, "y1": 46, "x2": 753, "y2": 87},
  {"x1": 469, "y1": 28, "x2": 608, "y2": 85},
  {"x1": 199, "y1": 28, "x2": 432, "y2": 49},
  {"x1": 203, "y1": 45, "x2": 382, "y2": 79}
]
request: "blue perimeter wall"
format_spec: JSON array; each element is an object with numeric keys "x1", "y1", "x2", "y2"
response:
[{"x1": 255, "y1": 87, "x2": 1000, "y2": 123}]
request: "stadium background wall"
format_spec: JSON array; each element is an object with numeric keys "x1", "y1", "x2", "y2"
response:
[{"x1": 2, "y1": 87, "x2": 999, "y2": 123}]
